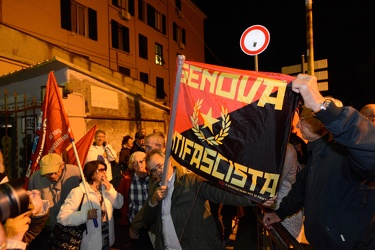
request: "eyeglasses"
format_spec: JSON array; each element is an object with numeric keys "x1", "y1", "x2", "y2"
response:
[
  {"x1": 150, "y1": 163, "x2": 163, "y2": 174},
  {"x1": 297, "y1": 117, "x2": 313, "y2": 125},
  {"x1": 361, "y1": 113, "x2": 375, "y2": 120},
  {"x1": 132, "y1": 159, "x2": 145, "y2": 166},
  {"x1": 96, "y1": 168, "x2": 106, "y2": 173}
]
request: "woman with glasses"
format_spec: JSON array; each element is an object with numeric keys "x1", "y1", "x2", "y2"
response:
[
  {"x1": 116, "y1": 151, "x2": 153, "y2": 249},
  {"x1": 57, "y1": 160, "x2": 124, "y2": 250}
]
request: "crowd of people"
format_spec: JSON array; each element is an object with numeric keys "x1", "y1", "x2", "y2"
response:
[{"x1": 0, "y1": 74, "x2": 374, "y2": 250}]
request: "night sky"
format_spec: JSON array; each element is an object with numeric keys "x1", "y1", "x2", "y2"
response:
[{"x1": 192, "y1": 0, "x2": 375, "y2": 109}]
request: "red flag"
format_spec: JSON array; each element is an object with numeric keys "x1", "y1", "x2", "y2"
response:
[
  {"x1": 170, "y1": 60, "x2": 299, "y2": 203},
  {"x1": 67, "y1": 125, "x2": 97, "y2": 168},
  {"x1": 25, "y1": 71, "x2": 74, "y2": 182}
]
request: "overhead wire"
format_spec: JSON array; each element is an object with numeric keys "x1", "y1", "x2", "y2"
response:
[{"x1": 167, "y1": 0, "x2": 223, "y2": 66}]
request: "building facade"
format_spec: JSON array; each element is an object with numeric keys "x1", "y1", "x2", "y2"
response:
[
  {"x1": 0, "y1": 0, "x2": 205, "y2": 178},
  {"x1": 0, "y1": 0, "x2": 205, "y2": 105}
]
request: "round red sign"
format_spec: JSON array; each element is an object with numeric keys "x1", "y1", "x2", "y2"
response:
[{"x1": 240, "y1": 25, "x2": 270, "y2": 55}]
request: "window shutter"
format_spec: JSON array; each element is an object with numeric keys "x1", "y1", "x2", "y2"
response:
[
  {"x1": 88, "y1": 8, "x2": 98, "y2": 41},
  {"x1": 128, "y1": 0, "x2": 135, "y2": 16},
  {"x1": 112, "y1": 0, "x2": 119, "y2": 7},
  {"x1": 122, "y1": 26, "x2": 130, "y2": 52},
  {"x1": 162, "y1": 15, "x2": 166, "y2": 35},
  {"x1": 60, "y1": 0, "x2": 71, "y2": 31},
  {"x1": 111, "y1": 20, "x2": 119, "y2": 49}
]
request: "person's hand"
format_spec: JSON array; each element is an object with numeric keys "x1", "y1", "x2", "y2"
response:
[
  {"x1": 26, "y1": 190, "x2": 44, "y2": 215},
  {"x1": 4, "y1": 211, "x2": 32, "y2": 241},
  {"x1": 87, "y1": 208, "x2": 98, "y2": 220},
  {"x1": 129, "y1": 228, "x2": 139, "y2": 239},
  {"x1": 262, "y1": 212, "x2": 281, "y2": 230},
  {"x1": 260, "y1": 195, "x2": 277, "y2": 208},
  {"x1": 150, "y1": 186, "x2": 168, "y2": 206},
  {"x1": 101, "y1": 174, "x2": 111, "y2": 190},
  {"x1": 292, "y1": 74, "x2": 325, "y2": 112}
]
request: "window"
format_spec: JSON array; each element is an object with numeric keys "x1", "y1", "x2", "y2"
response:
[
  {"x1": 138, "y1": 0, "x2": 144, "y2": 21},
  {"x1": 175, "y1": 0, "x2": 182, "y2": 18},
  {"x1": 176, "y1": 0, "x2": 181, "y2": 11},
  {"x1": 155, "y1": 12, "x2": 163, "y2": 32},
  {"x1": 60, "y1": 0, "x2": 97, "y2": 40},
  {"x1": 71, "y1": 2, "x2": 86, "y2": 36},
  {"x1": 112, "y1": 0, "x2": 135, "y2": 15},
  {"x1": 173, "y1": 22, "x2": 186, "y2": 45},
  {"x1": 155, "y1": 43, "x2": 164, "y2": 66},
  {"x1": 146, "y1": 4, "x2": 166, "y2": 35},
  {"x1": 119, "y1": 66, "x2": 131, "y2": 76},
  {"x1": 182, "y1": 29, "x2": 186, "y2": 45},
  {"x1": 156, "y1": 77, "x2": 166, "y2": 99},
  {"x1": 139, "y1": 34, "x2": 148, "y2": 59},
  {"x1": 111, "y1": 20, "x2": 130, "y2": 52},
  {"x1": 140, "y1": 72, "x2": 149, "y2": 84}
]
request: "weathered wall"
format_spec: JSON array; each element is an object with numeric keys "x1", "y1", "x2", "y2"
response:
[{"x1": 67, "y1": 70, "x2": 169, "y2": 154}]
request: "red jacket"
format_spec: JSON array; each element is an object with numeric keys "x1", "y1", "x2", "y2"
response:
[{"x1": 116, "y1": 169, "x2": 134, "y2": 225}]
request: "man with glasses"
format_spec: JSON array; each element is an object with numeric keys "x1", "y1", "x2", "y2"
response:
[
  {"x1": 360, "y1": 103, "x2": 375, "y2": 124},
  {"x1": 27, "y1": 153, "x2": 81, "y2": 250},
  {"x1": 116, "y1": 151, "x2": 152, "y2": 249},
  {"x1": 263, "y1": 74, "x2": 375, "y2": 250},
  {"x1": 140, "y1": 149, "x2": 274, "y2": 250}
]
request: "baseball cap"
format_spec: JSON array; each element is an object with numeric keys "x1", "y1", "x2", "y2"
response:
[{"x1": 40, "y1": 153, "x2": 63, "y2": 175}]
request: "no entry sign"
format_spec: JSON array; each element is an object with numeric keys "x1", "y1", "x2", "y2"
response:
[{"x1": 240, "y1": 25, "x2": 270, "y2": 55}]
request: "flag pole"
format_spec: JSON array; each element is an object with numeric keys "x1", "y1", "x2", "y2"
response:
[
  {"x1": 162, "y1": 55, "x2": 185, "y2": 186},
  {"x1": 71, "y1": 139, "x2": 98, "y2": 227}
]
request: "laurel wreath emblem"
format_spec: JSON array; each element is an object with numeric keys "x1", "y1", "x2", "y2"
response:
[{"x1": 190, "y1": 99, "x2": 231, "y2": 145}]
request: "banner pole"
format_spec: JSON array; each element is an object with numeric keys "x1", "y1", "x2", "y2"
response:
[
  {"x1": 71, "y1": 139, "x2": 98, "y2": 227},
  {"x1": 162, "y1": 55, "x2": 185, "y2": 186}
]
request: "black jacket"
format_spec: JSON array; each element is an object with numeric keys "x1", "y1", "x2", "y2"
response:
[
  {"x1": 276, "y1": 103, "x2": 375, "y2": 249},
  {"x1": 130, "y1": 142, "x2": 145, "y2": 155},
  {"x1": 143, "y1": 166, "x2": 256, "y2": 250}
]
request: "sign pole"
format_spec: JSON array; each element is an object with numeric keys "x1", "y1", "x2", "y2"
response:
[{"x1": 306, "y1": 0, "x2": 315, "y2": 75}]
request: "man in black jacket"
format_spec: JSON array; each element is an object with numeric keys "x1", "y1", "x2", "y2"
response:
[
  {"x1": 130, "y1": 131, "x2": 146, "y2": 155},
  {"x1": 143, "y1": 149, "x2": 276, "y2": 250},
  {"x1": 263, "y1": 74, "x2": 375, "y2": 249}
]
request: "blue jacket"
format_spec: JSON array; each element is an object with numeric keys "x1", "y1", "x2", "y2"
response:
[{"x1": 276, "y1": 103, "x2": 375, "y2": 249}]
